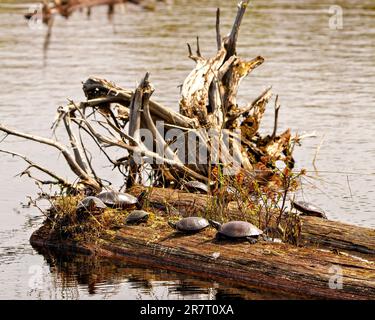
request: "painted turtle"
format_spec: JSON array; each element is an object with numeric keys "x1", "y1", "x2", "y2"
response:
[
  {"x1": 76, "y1": 196, "x2": 107, "y2": 214},
  {"x1": 125, "y1": 210, "x2": 150, "y2": 224},
  {"x1": 168, "y1": 217, "x2": 210, "y2": 233},
  {"x1": 291, "y1": 200, "x2": 327, "y2": 219},
  {"x1": 97, "y1": 191, "x2": 137, "y2": 209},
  {"x1": 183, "y1": 181, "x2": 209, "y2": 194},
  {"x1": 210, "y1": 220, "x2": 264, "y2": 244}
]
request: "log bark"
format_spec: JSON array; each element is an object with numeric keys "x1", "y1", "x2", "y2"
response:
[
  {"x1": 300, "y1": 216, "x2": 375, "y2": 256},
  {"x1": 128, "y1": 186, "x2": 375, "y2": 257}
]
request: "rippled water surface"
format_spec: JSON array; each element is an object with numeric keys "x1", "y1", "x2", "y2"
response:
[{"x1": 0, "y1": 0, "x2": 374, "y2": 299}]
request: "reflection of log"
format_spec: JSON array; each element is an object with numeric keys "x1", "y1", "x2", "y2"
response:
[
  {"x1": 35, "y1": 247, "x2": 292, "y2": 299},
  {"x1": 25, "y1": 0, "x2": 144, "y2": 24},
  {"x1": 30, "y1": 215, "x2": 375, "y2": 300},
  {"x1": 52, "y1": 0, "x2": 141, "y2": 18}
]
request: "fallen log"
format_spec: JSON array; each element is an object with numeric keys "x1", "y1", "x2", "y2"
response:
[
  {"x1": 30, "y1": 213, "x2": 375, "y2": 300},
  {"x1": 127, "y1": 186, "x2": 375, "y2": 257},
  {"x1": 300, "y1": 216, "x2": 375, "y2": 257}
]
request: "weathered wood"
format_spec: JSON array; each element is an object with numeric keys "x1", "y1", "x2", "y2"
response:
[
  {"x1": 30, "y1": 215, "x2": 375, "y2": 300},
  {"x1": 300, "y1": 216, "x2": 375, "y2": 257},
  {"x1": 128, "y1": 186, "x2": 375, "y2": 256},
  {"x1": 126, "y1": 73, "x2": 147, "y2": 187},
  {"x1": 15, "y1": 1, "x2": 302, "y2": 191},
  {"x1": 82, "y1": 77, "x2": 198, "y2": 129},
  {"x1": 0, "y1": 123, "x2": 101, "y2": 192}
]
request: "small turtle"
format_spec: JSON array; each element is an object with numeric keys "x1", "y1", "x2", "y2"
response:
[
  {"x1": 183, "y1": 181, "x2": 209, "y2": 194},
  {"x1": 210, "y1": 220, "x2": 264, "y2": 244},
  {"x1": 97, "y1": 191, "x2": 137, "y2": 209},
  {"x1": 168, "y1": 217, "x2": 210, "y2": 233},
  {"x1": 125, "y1": 210, "x2": 150, "y2": 224},
  {"x1": 291, "y1": 200, "x2": 327, "y2": 219},
  {"x1": 77, "y1": 196, "x2": 107, "y2": 214}
]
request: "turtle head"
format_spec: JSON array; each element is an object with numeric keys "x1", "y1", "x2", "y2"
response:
[
  {"x1": 168, "y1": 221, "x2": 177, "y2": 230},
  {"x1": 208, "y1": 219, "x2": 221, "y2": 230}
]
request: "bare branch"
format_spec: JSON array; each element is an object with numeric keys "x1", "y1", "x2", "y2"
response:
[
  {"x1": 224, "y1": 0, "x2": 250, "y2": 58},
  {"x1": 216, "y1": 8, "x2": 221, "y2": 50},
  {"x1": 0, "y1": 149, "x2": 72, "y2": 188},
  {"x1": 82, "y1": 77, "x2": 197, "y2": 128},
  {"x1": 63, "y1": 113, "x2": 90, "y2": 173},
  {"x1": 196, "y1": 36, "x2": 201, "y2": 57},
  {"x1": 0, "y1": 123, "x2": 101, "y2": 191},
  {"x1": 271, "y1": 95, "x2": 281, "y2": 139}
]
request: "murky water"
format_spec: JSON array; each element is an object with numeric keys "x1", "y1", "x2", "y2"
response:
[{"x1": 0, "y1": 0, "x2": 374, "y2": 299}]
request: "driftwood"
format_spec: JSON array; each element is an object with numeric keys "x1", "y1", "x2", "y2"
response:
[
  {"x1": 28, "y1": 187, "x2": 375, "y2": 299},
  {"x1": 30, "y1": 214, "x2": 375, "y2": 300},
  {"x1": 6, "y1": 0, "x2": 297, "y2": 193}
]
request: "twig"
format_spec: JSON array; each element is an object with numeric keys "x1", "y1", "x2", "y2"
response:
[
  {"x1": 196, "y1": 36, "x2": 201, "y2": 57},
  {"x1": 0, "y1": 123, "x2": 100, "y2": 191},
  {"x1": 0, "y1": 149, "x2": 71, "y2": 188},
  {"x1": 216, "y1": 8, "x2": 221, "y2": 50},
  {"x1": 313, "y1": 134, "x2": 326, "y2": 170},
  {"x1": 271, "y1": 95, "x2": 281, "y2": 139},
  {"x1": 346, "y1": 175, "x2": 353, "y2": 200}
]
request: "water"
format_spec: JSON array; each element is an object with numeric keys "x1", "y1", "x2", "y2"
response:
[{"x1": 0, "y1": 0, "x2": 374, "y2": 299}]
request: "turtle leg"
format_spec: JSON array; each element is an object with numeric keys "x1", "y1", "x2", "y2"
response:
[
  {"x1": 215, "y1": 232, "x2": 224, "y2": 241},
  {"x1": 141, "y1": 216, "x2": 149, "y2": 223},
  {"x1": 246, "y1": 237, "x2": 258, "y2": 244}
]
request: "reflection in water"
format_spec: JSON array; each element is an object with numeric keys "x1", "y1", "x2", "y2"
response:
[{"x1": 32, "y1": 246, "x2": 292, "y2": 300}]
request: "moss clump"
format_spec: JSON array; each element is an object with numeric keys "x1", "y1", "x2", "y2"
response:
[{"x1": 44, "y1": 195, "x2": 128, "y2": 243}]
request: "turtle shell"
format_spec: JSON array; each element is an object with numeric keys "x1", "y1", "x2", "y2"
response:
[
  {"x1": 291, "y1": 200, "x2": 327, "y2": 219},
  {"x1": 125, "y1": 210, "x2": 150, "y2": 224},
  {"x1": 218, "y1": 221, "x2": 263, "y2": 238},
  {"x1": 97, "y1": 191, "x2": 137, "y2": 208},
  {"x1": 183, "y1": 181, "x2": 209, "y2": 194},
  {"x1": 77, "y1": 196, "x2": 107, "y2": 213},
  {"x1": 174, "y1": 217, "x2": 209, "y2": 232}
]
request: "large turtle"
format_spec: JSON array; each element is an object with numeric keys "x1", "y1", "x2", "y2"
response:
[
  {"x1": 125, "y1": 210, "x2": 150, "y2": 224},
  {"x1": 97, "y1": 191, "x2": 138, "y2": 209},
  {"x1": 291, "y1": 200, "x2": 327, "y2": 219},
  {"x1": 76, "y1": 196, "x2": 107, "y2": 215},
  {"x1": 210, "y1": 220, "x2": 264, "y2": 244},
  {"x1": 168, "y1": 217, "x2": 210, "y2": 233}
]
